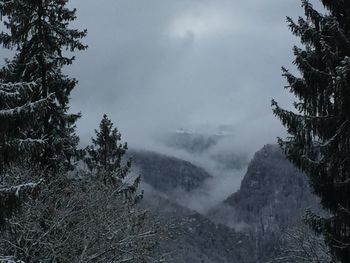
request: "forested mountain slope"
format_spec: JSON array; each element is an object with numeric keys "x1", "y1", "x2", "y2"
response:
[
  {"x1": 128, "y1": 149, "x2": 211, "y2": 192},
  {"x1": 143, "y1": 190, "x2": 256, "y2": 263}
]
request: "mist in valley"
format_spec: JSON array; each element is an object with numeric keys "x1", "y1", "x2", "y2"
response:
[{"x1": 63, "y1": 0, "x2": 323, "y2": 211}]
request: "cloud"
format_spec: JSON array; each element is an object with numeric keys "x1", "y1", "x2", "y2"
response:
[
  {"x1": 66, "y1": 0, "x2": 315, "y2": 152},
  {"x1": 0, "y1": 0, "x2": 326, "y2": 151}
]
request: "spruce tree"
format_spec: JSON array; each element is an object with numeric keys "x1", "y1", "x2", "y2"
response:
[
  {"x1": 0, "y1": 0, "x2": 87, "y2": 170},
  {"x1": 86, "y1": 114, "x2": 133, "y2": 188},
  {"x1": 0, "y1": 81, "x2": 52, "y2": 170},
  {"x1": 0, "y1": 81, "x2": 49, "y2": 224},
  {"x1": 272, "y1": 0, "x2": 350, "y2": 261}
]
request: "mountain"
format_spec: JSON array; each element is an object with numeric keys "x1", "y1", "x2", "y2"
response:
[
  {"x1": 129, "y1": 144, "x2": 324, "y2": 262},
  {"x1": 142, "y1": 190, "x2": 256, "y2": 263},
  {"x1": 160, "y1": 130, "x2": 249, "y2": 170},
  {"x1": 209, "y1": 144, "x2": 320, "y2": 229},
  {"x1": 207, "y1": 144, "x2": 323, "y2": 262},
  {"x1": 128, "y1": 149, "x2": 257, "y2": 262},
  {"x1": 128, "y1": 149, "x2": 211, "y2": 192}
]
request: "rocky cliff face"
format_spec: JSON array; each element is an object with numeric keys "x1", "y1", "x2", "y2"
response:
[
  {"x1": 209, "y1": 144, "x2": 320, "y2": 230},
  {"x1": 206, "y1": 144, "x2": 324, "y2": 262}
]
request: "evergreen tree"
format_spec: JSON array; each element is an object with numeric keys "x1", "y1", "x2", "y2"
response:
[
  {"x1": 0, "y1": 81, "x2": 49, "y2": 224},
  {"x1": 0, "y1": 82, "x2": 53, "y2": 170},
  {"x1": 86, "y1": 114, "x2": 135, "y2": 189},
  {"x1": 272, "y1": 0, "x2": 350, "y2": 261},
  {"x1": 0, "y1": 0, "x2": 87, "y2": 170}
]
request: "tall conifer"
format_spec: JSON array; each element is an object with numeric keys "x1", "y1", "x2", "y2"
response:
[
  {"x1": 0, "y1": 81, "x2": 51, "y2": 171},
  {"x1": 0, "y1": 81, "x2": 49, "y2": 224},
  {"x1": 86, "y1": 114, "x2": 132, "y2": 186},
  {"x1": 0, "y1": 0, "x2": 87, "y2": 170},
  {"x1": 273, "y1": 1, "x2": 350, "y2": 261}
]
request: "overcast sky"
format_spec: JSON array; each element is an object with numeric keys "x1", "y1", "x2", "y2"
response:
[
  {"x1": 68, "y1": 0, "x2": 324, "y2": 151},
  {"x1": 3, "y1": 0, "x2": 324, "y2": 152}
]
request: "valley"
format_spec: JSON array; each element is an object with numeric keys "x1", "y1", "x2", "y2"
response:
[{"x1": 128, "y1": 132, "x2": 323, "y2": 262}]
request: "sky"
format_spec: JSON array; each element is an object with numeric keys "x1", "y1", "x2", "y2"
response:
[
  {"x1": 66, "y1": 0, "x2": 324, "y2": 152},
  {"x1": 0, "y1": 0, "x2": 324, "y2": 153}
]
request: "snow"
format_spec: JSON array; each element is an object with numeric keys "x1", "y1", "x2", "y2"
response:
[
  {"x1": 0, "y1": 256, "x2": 25, "y2": 263},
  {"x1": 0, "y1": 179, "x2": 44, "y2": 197},
  {"x1": 0, "y1": 96, "x2": 51, "y2": 119}
]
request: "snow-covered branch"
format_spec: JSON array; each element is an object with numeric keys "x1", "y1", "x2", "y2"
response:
[{"x1": 0, "y1": 179, "x2": 44, "y2": 197}]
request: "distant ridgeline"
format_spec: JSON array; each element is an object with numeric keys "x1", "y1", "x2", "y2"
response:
[
  {"x1": 160, "y1": 130, "x2": 249, "y2": 169},
  {"x1": 127, "y1": 149, "x2": 211, "y2": 192},
  {"x1": 162, "y1": 130, "x2": 223, "y2": 154}
]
